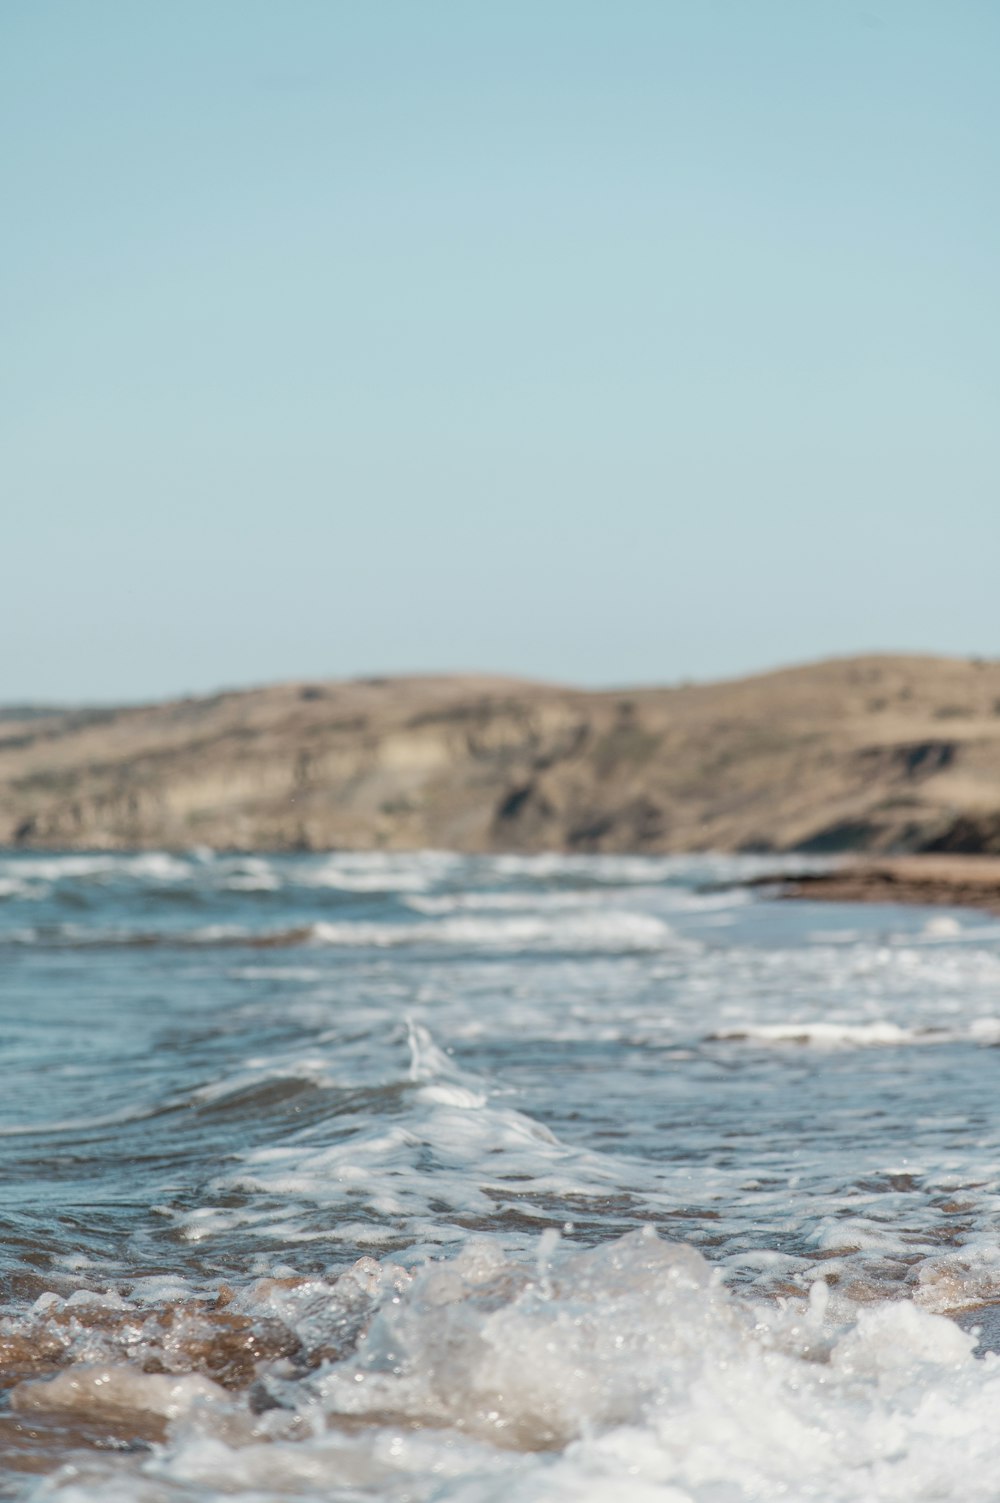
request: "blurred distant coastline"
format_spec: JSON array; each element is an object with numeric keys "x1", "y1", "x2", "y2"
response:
[{"x1": 4, "y1": 654, "x2": 1000, "y2": 863}]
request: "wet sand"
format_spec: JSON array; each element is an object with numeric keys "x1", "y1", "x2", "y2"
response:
[{"x1": 757, "y1": 855, "x2": 1000, "y2": 915}]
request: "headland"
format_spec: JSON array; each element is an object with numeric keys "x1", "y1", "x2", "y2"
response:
[{"x1": 4, "y1": 654, "x2": 1000, "y2": 863}]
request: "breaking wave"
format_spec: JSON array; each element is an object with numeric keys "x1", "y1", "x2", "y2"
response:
[
  {"x1": 5, "y1": 849, "x2": 1000, "y2": 1500},
  {"x1": 7, "y1": 1231, "x2": 1000, "y2": 1502}
]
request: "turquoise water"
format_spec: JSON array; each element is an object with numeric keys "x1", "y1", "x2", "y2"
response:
[{"x1": 3, "y1": 851, "x2": 1000, "y2": 1500}]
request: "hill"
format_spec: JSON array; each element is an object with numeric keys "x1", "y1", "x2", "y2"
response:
[{"x1": 3, "y1": 656, "x2": 1000, "y2": 854}]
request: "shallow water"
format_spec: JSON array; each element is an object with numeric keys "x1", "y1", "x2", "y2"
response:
[{"x1": 2, "y1": 849, "x2": 1000, "y2": 1499}]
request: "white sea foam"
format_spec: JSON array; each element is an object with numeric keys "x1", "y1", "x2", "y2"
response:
[
  {"x1": 406, "y1": 889, "x2": 611, "y2": 914},
  {"x1": 301, "y1": 851, "x2": 462, "y2": 893},
  {"x1": 310, "y1": 910, "x2": 680, "y2": 952},
  {"x1": 24, "y1": 1231, "x2": 1000, "y2": 1503},
  {"x1": 227, "y1": 966, "x2": 322, "y2": 981},
  {"x1": 12, "y1": 849, "x2": 1000, "y2": 1502},
  {"x1": 709, "y1": 1010, "x2": 998, "y2": 1046},
  {"x1": 489, "y1": 851, "x2": 838, "y2": 886},
  {"x1": 4, "y1": 855, "x2": 125, "y2": 881},
  {"x1": 3, "y1": 852, "x2": 193, "y2": 883},
  {"x1": 171, "y1": 1025, "x2": 670, "y2": 1251},
  {"x1": 710, "y1": 1016, "x2": 1000, "y2": 1048},
  {"x1": 0, "y1": 877, "x2": 44, "y2": 900},
  {"x1": 195, "y1": 1088, "x2": 632, "y2": 1239},
  {"x1": 711, "y1": 1020, "x2": 927, "y2": 1047},
  {"x1": 909, "y1": 917, "x2": 1000, "y2": 945}
]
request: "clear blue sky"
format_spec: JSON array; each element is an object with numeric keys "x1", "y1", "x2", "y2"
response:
[{"x1": 3, "y1": 0, "x2": 997, "y2": 702}]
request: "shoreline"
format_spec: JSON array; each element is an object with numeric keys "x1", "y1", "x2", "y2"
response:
[{"x1": 750, "y1": 855, "x2": 1000, "y2": 916}]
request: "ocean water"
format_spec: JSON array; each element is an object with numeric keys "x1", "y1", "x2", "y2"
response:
[{"x1": 3, "y1": 850, "x2": 1000, "y2": 1500}]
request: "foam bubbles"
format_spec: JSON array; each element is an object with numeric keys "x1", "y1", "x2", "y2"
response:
[
  {"x1": 9, "y1": 850, "x2": 1000, "y2": 1499},
  {"x1": 19, "y1": 1232, "x2": 1000, "y2": 1503},
  {"x1": 311, "y1": 910, "x2": 680, "y2": 952}
]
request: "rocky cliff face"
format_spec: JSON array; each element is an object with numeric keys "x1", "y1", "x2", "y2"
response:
[{"x1": 4, "y1": 656, "x2": 1000, "y2": 854}]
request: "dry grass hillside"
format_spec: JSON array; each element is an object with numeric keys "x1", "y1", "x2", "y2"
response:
[{"x1": 3, "y1": 655, "x2": 1000, "y2": 854}]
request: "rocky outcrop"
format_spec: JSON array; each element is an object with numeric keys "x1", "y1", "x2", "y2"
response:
[
  {"x1": 754, "y1": 856, "x2": 1000, "y2": 914},
  {"x1": 3, "y1": 655, "x2": 1000, "y2": 854}
]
